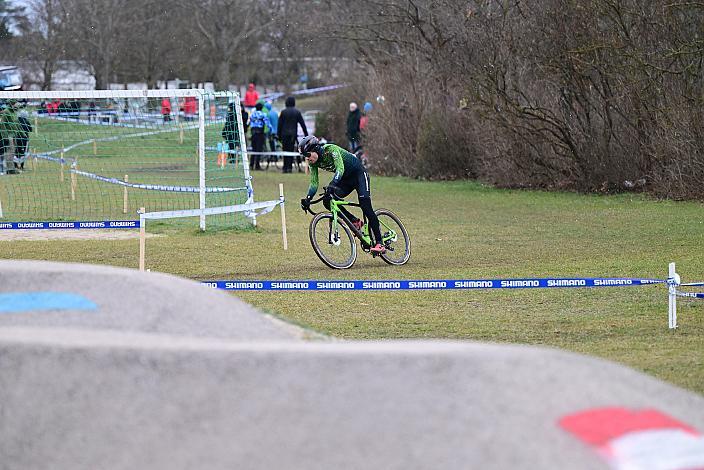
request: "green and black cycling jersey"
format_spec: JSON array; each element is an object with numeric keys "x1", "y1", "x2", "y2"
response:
[{"x1": 306, "y1": 143, "x2": 364, "y2": 198}]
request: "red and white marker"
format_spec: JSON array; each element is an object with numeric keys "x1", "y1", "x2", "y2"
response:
[{"x1": 559, "y1": 407, "x2": 704, "y2": 469}]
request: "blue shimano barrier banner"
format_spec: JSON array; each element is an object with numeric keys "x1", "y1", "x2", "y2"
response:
[
  {"x1": 0, "y1": 220, "x2": 140, "y2": 229},
  {"x1": 202, "y1": 277, "x2": 666, "y2": 291},
  {"x1": 677, "y1": 292, "x2": 704, "y2": 299}
]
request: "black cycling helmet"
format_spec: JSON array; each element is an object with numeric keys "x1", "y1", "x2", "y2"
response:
[{"x1": 298, "y1": 135, "x2": 319, "y2": 155}]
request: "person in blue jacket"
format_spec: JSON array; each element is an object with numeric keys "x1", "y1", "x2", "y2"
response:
[
  {"x1": 265, "y1": 101, "x2": 278, "y2": 154},
  {"x1": 248, "y1": 102, "x2": 271, "y2": 170}
]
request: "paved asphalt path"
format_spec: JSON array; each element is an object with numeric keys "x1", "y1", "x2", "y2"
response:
[{"x1": 1, "y1": 260, "x2": 703, "y2": 470}]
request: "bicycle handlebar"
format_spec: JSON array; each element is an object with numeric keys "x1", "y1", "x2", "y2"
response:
[{"x1": 303, "y1": 187, "x2": 358, "y2": 216}]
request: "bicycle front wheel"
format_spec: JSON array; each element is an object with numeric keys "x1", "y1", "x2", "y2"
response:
[
  {"x1": 310, "y1": 213, "x2": 357, "y2": 269},
  {"x1": 376, "y1": 209, "x2": 411, "y2": 266}
]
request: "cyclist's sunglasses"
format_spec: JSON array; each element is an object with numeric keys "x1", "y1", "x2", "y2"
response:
[{"x1": 302, "y1": 150, "x2": 312, "y2": 158}]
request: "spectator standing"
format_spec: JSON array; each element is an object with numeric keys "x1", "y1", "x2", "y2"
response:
[
  {"x1": 161, "y1": 98, "x2": 172, "y2": 122},
  {"x1": 241, "y1": 107, "x2": 249, "y2": 134},
  {"x1": 183, "y1": 96, "x2": 197, "y2": 121},
  {"x1": 47, "y1": 99, "x2": 60, "y2": 114},
  {"x1": 88, "y1": 101, "x2": 97, "y2": 122},
  {"x1": 277, "y1": 96, "x2": 308, "y2": 173},
  {"x1": 248, "y1": 102, "x2": 271, "y2": 171},
  {"x1": 346, "y1": 102, "x2": 362, "y2": 152},
  {"x1": 243, "y1": 83, "x2": 259, "y2": 110},
  {"x1": 72, "y1": 100, "x2": 81, "y2": 119},
  {"x1": 221, "y1": 102, "x2": 239, "y2": 164},
  {"x1": 0, "y1": 100, "x2": 20, "y2": 175},
  {"x1": 360, "y1": 101, "x2": 372, "y2": 132},
  {"x1": 265, "y1": 101, "x2": 278, "y2": 153},
  {"x1": 15, "y1": 110, "x2": 32, "y2": 170}
]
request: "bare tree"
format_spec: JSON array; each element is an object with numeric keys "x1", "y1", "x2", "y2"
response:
[
  {"x1": 64, "y1": 0, "x2": 139, "y2": 89},
  {"x1": 16, "y1": 0, "x2": 72, "y2": 90},
  {"x1": 184, "y1": 0, "x2": 269, "y2": 89},
  {"x1": 0, "y1": 0, "x2": 23, "y2": 41},
  {"x1": 319, "y1": 0, "x2": 704, "y2": 198},
  {"x1": 117, "y1": 0, "x2": 183, "y2": 88}
]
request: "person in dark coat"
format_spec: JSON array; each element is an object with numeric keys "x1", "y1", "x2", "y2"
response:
[
  {"x1": 14, "y1": 111, "x2": 32, "y2": 170},
  {"x1": 277, "y1": 96, "x2": 308, "y2": 173},
  {"x1": 222, "y1": 102, "x2": 239, "y2": 164},
  {"x1": 241, "y1": 107, "x2": 249, "y2": 134},
  {"x1": 346, "y1": 102, "x2": 362, "y2": 152}
]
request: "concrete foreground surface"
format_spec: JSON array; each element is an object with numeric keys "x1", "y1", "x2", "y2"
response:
[
  {"x1": 1, "y1": 260, "x2": 703, "y2": 470},
  {"x1": 0, "y1": 260, "x2": 307, "y2": 340}
]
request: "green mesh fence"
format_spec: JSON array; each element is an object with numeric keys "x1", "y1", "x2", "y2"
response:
[{"x1": 0, "y1": 90, "x2": 251, "y2": 230}]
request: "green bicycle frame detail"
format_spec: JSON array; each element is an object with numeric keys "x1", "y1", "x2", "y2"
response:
[{"x1": 328, "y1": 199, "x2": 397, "y2": 247}]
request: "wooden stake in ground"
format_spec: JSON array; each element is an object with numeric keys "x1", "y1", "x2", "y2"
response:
[
  {"x1": 179, "y1": 123, "x2": 184, "y2": 144},
  {"x1": 123, "y1": 175, "x2": 129, "y2": 214},
  {"x1": 279, "y1": 183, "x2": 288, "y2": 250},
  {"x1": 70, "y1": 163, "x2": 77, "y2": 201},
  {"x1": 93, "y1": 139, "x2": 97, "y2": 156},
  {"x1": 139, "y1": 207, "x2": 146, "y2": 272}
]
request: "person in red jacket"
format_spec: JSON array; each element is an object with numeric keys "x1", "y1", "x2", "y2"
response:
[
  {"x1": 182, "y1": 96, "x2": 197, "y2": 121},
  {"x1": 161, "y1": 98, "x2": 172, "y2": 122},
  {"x1": 243, "y1": 83, "x2": 259, "y2": 109}
]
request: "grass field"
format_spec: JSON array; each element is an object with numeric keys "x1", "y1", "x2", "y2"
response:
[{"x1": 1, "y1": 167, "x2": 703, "y2": 394}]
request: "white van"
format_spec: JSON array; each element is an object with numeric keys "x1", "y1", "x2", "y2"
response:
[{"x1": 0, "y1": 66, "x2": 23, "y2": 91}]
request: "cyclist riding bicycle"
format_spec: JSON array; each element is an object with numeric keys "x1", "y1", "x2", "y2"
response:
[{"x1": 299, "y1": 135, "x2": 386, "y2": 254}]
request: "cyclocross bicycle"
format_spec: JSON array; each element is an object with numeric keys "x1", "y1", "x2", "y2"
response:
[{"x1": 303, "y1": 190, "x2": 411, "y2": 269}]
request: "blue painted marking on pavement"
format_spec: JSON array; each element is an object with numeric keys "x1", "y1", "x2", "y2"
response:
[{"x1": 0, "y1": 292, "x2": 97, "y2": 313}]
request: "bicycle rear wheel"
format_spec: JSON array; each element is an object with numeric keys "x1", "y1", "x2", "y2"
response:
[
  {"x1": 310, "y1": 213, "x2": 357, "y2": 269},
  {"x1": 375, "y1": 209, "x2": 411, "y2": 266}
]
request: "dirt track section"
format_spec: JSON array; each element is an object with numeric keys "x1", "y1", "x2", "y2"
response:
[{"x1": 1, "y1": 260, "x2": 703, "y2": 469}]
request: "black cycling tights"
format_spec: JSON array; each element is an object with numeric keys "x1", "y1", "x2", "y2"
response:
[
  {"x1": 324, "y1": 196, "x2": 383, "y2": 245},
  {"x1": 359, "y1": 197, "x2": 383, "y2": 244}
]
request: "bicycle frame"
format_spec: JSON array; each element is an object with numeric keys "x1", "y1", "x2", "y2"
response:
[
  {"x1": 328, "y1": 198, "x2": 373, "y2": 247},
  {"x1": 306, "y1": 194, "x2": 398, "y2": 250}
]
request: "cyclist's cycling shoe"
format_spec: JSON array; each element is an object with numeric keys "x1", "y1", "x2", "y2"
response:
[
  {"x1": 352, "y1": 219, "x2": 364, "y2": 231},
  {"x1": 370, "y1": 243, "x2": 386, "y2": 254}
]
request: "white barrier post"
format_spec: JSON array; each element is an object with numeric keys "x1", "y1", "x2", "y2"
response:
[
  {"x1": 668, "y1": 262, "x2": 680, "y2": 330},
  {"x1": 198, "y1": 94, "x2": 206, "y2": 231},
  {"x1": 123, "y1": 175, "x2": 129, "y2": 214},
  {"x1": 139, "y1": 208, "x2": 146, "y2": 272},
  {"x1": 70, "y1": 161, "x2": 77, "y2": 201},
  {"x1": 279, "y1": 183, "x2": 288, "y2": 251}
]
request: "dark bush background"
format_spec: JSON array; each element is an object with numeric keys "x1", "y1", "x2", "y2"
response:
[{"x1": 319, "y1": 0, "x2": 704, "y2": 199}]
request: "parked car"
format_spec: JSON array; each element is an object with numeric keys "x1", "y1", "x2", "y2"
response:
[{"x1": 0, "y1": 66, "x2": 23, "y2": 91}]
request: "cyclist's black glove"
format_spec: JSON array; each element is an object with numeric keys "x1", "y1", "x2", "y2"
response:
[
  {"x1": 324, "y1": 184, "x2": 337, "y2": 199},
  {"x1": 300, "y1": 197, "x2": 311, "y2": 211}
]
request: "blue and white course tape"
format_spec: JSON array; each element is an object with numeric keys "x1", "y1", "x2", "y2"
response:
[
  {"x1": 202, "y1": 277, "x2": 665, "y2": 291},
  {"x1": 0, "y1": 220, "x2": 140, "y2": 229}
]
